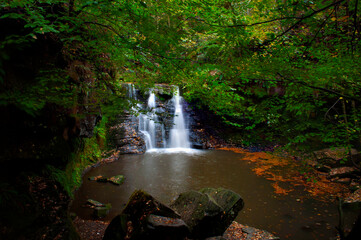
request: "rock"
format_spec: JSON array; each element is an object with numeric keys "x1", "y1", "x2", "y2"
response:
[
  {"x1": 94, "y1": 204, "x2": 112, "y2": 218},
  {"x1": 191, "y1": 142, "x2": 204, "y2": 149},
  {"x1": 200, "y1": 187, "x2": 244, "y2": 230},
  {"x1": 344, "y1": 188, "x2": 361, "y2": 209},
  {"x1": 88, "y1": 175, "x2": 107, "y2": 182},
  {"x1": 104, "y1": 190, "x2": 182, "y2": 240},
  {"x1": 171, "y1": 188, "x2": 243, "y2": 239},
  {"x1": 313, "y1": 148, "x2": 360, "y2": 167},
  {"x1": 108, "y1": 175, "x2": 125, "y2": 185},
  {"x1": 87, "y1": 199, "x2": 105, "y2": 208},
  {"x1": 145, "y1": 214, "x2": 189, "y2": 240},
  {"x1": 332, "y1": 178, "x2": 351, "y2": 184},
  {"x1": 171, "y1": 190, "x2": 222, "y2": 238},
  {"x1": 328, "y1": 167, "x2": 357, "y2": 179},
  {"x1": 103, "y1": 214, "x2": 128, "y2": 240},
  {"x1": 240, "y1": 224, "x2": 280, "y2": 240},
  {"x1": 223, "y1": 221, "x2": 280, "y2": 240},
  {"x1": 88, "y1": 175, "x2": 125, "y2": 185}
]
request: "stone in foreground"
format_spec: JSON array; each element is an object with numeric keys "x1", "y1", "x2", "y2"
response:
[
  {"x1": 171, "y1": 187, "x2": 244, "y2": 239},
  {"x1": 103, "y1": 190, "x2": 183, "y2": 240}
]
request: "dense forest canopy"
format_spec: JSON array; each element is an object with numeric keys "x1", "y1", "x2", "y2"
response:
[{"x1": 1, "y1": 0, "x2": 361, "y2": 150}]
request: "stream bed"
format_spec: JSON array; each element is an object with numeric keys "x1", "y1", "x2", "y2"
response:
[{"x1": 71, "y1": 150, "x2": 357, "y2": 240}]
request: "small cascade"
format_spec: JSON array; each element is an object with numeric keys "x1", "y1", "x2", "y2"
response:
[
  {"x1": 138, "y1": 91, "x2": 167, "y2": 150},
  {"x1": 169, "y1": 88, "x2": 191, "y2": 149},
  {"x1": 124, "y1": 84, "x2": 192, "y2": 152}
]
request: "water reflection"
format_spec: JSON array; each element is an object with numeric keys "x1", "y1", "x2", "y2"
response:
[{"x1": 71, "y1": 150, "x2": 357, "y2": 240}]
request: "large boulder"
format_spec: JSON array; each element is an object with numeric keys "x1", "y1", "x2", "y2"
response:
[
  {"x1": 171, "y1": 188, "x2": 244, "y2": 239},
  {"x1": 103, "y1": 190, "x2": 185, "y2": 240}
]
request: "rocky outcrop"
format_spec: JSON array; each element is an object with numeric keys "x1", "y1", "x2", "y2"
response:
[
  {"x1": 108, "y1": 116, "x2": 146, "y2": 154},
  {"x1": 308, "y1": 148, "x2": 361, "y2": 188},
  {"x1": 104, "y1": 188, "x2": 244, "y2": 240}
]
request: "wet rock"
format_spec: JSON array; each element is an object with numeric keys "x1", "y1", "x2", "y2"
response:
[
  {"x1": 200, "y1": 187, "x2": 244, "y2": 229},
  {"x1": 88, "y1": 175, "x2": 108, "y2": 182},
  {"x1": 87, "y1": 199, "x2": 105, "y2": 208},
  {"x1": 104, "y1": 190, "x2": 181, "y2": 240},
  {"x1": 171, "y1": 188, "x2": 243, "y2": 239},
  {"x1": 108, "y1": 175, "x2": 125, "y2": 185},
  {"x1": 88, "y1": 175, "x2": 125, "y2": 185},
  {"x1": 191, "y1": 142, "x2": 204, "y2": 149},
  {"x1": 145, "y1": 214, "x2": 189, "y2": 240}
]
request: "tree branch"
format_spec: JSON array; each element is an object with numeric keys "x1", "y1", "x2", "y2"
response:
[
  {"x1": 243, "y1": 73, "x2": 361, "y2": 103},
  {"x1": 264, "y1": 0, "x2": 346, "y2": 45},
  {"x1": 189, "y1": 0, "x2": 345, "y2": 30}
]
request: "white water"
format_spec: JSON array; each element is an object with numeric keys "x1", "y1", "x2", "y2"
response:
[
  {"x1": 169, "y1": 88, "x2": 191, "y2": 149},
  {"x1": 126, "y1": 84, "x2": 193, "y2": 152},
  {"x1": 138, "y1": 91, "x2": 167, "y2": 149}
]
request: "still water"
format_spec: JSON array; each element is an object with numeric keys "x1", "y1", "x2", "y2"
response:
[{"x1": 71, "y1": 150, "x2": 357, "y2": 240}]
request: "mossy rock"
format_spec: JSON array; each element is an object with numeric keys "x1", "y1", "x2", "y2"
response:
[{"x1": 108, "y1": 175, "x2": 125, "y2": 185}]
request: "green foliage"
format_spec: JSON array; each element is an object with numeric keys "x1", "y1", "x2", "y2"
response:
[{"x1": 2, "y1": 0, "x2": 361, "y2": 151}]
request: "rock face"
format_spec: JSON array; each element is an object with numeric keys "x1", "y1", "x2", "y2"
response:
[
  {"x1": 104, "y1": 188, "x2": 244, "y2": 240},
  {"x1": 108, "y1": 84, "x2": 228, "y2": 154},
  {"x1": 171, "y1": 188, "x2": 244, "y2": 239},
  {"x1": 108, "y1": 116, "x2": 146, "y2": 154}
]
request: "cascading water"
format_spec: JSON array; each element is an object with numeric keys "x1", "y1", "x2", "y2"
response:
[
  {"x1": 169, "y1": 88, "x2": 191, "y2": 149},
  {"x1": 125, "y1": 84, "x2": 192, "y2": 152},
  {"x1": 138, "y1": 91, "x2": 167, "y2": 149}
]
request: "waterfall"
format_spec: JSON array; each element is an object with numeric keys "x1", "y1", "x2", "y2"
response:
[
  {"x1": 169, "y1": 88, "x2": 191, "y2": 149},
  {"x1": 125, "y1": 84, "x2": 192, "y2": 152},
  {"x1": 138, "y1": 91, "x2": 167, "y2": 149}
]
